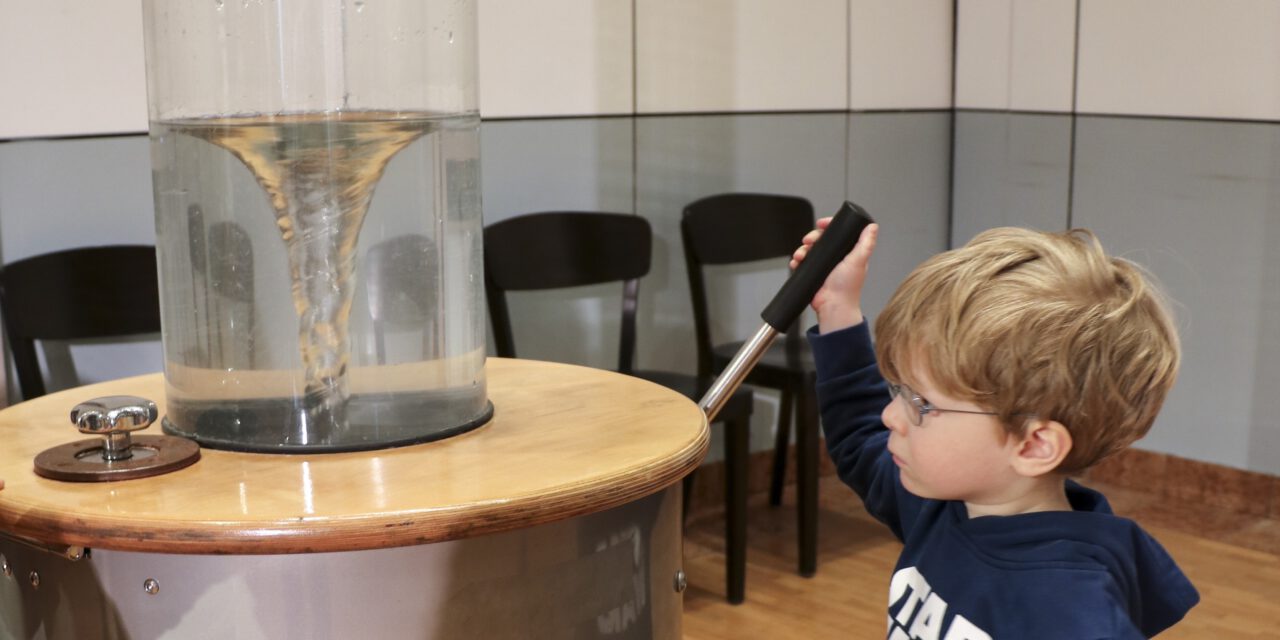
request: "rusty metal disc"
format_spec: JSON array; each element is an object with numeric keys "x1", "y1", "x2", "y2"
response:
[{"x1": 34, "y1": 435, "x2": 201, "y2": 482}]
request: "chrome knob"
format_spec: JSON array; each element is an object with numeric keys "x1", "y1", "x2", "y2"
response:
[{"x1": 70, "y1": 396, "x2": 158, "y2": 462}]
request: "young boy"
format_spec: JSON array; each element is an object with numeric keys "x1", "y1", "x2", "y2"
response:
[{"x1": 791, "y1": 221, "x2": 1199, "y2": 639}]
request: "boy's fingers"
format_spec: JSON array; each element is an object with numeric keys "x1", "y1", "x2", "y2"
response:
[
  {"x1": 790, "y1": 245, "x2": 809, "y2": 268},
  {"x1": 849, "y1": 224, "x2": 879, "y2": 266},
  {"x1": 794, "y1": 216, "x2": 855, "y2": 268},
  {"x1": 860, "y1": 223, "x2": 878, "y2": 250}
]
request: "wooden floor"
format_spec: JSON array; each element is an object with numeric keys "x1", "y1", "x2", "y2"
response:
[{"x1": 682, "y1": 475, "x2": 1280, "y2": 639}]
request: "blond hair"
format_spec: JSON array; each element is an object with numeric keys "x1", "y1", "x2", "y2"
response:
[{"x1": 874, "y1": 227, "x2": 1180, "y2": 473}]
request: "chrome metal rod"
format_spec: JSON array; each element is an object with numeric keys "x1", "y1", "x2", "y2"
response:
[{"x1": 698, "y1": 324, "x2": 780, "y2": 423}]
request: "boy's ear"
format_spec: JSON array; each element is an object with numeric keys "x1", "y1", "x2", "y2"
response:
[{"x1": 1010, "y1": 420, "x2": 1072, "y2": 477}]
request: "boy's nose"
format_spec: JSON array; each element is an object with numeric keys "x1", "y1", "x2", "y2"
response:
[{"x1": 881, "y1": 398, "x2": 908, "y2": 434}]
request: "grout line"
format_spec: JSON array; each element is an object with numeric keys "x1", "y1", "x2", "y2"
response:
[
  {"x1": 1066, "y1": 0, "x2": 1082, "y2": 230},
  {"x1": 9, "y1": 107, "x2": 1275, "y2": 146},
  {"x1": 846, "y1": 0, "x2": 852, "y2": 113},
  {"x1": 946, "y1": 0, "x2": 959, "y2": 249},
  {"x1": 844, "y1": 0, "x2": 852, "y2": 201},
  {"x1": 631, "y1": 0, "x2": 639, "y2": 216},
  {"x1": 950, "y1": 108, "x2": 1280, "y2": 125}
]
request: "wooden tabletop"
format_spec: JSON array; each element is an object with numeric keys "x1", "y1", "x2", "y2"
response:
[{"x1": 0, "y1": 358, "x2": 708, "y2": 554}]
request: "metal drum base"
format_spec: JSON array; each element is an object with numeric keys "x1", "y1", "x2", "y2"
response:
[
  {"x1": 32, "y1": 436, "x2": 201, "y2": 482},
  {"x1": 0, "y1": 487, "x2": 682, "y2": 639}
]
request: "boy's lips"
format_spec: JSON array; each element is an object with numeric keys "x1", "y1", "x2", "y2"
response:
[{"x1": 887, "y1": 446, "x2": 905, "y2": 467}]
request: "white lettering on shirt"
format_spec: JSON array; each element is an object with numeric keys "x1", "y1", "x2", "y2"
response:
[
  {"x1": 942, "y1": 616, "x2": 992, "y2": 640},
  {"x1": 908, "y1": 593, "x2": 946, "y2": 640},
  {"x1": 887, "y1": 567, "x2": 992, "y2": 640}
]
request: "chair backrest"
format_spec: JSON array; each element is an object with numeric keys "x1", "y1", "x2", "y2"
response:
[
  {"x1": 366, "y1": 233, "x2": 437, "y2": 363},
  {"x1": 205, "y1": 221, "x2": 257, "y2": 369},
  {"x1": 483, "y1": 212, "x2": 651, "y2": 373},
  {"x1": 681, "y1": 193, "x2": 815, "y2": 377},
  {"x1": 0, "y1": 245, "x2": 162, "y2": 400}
]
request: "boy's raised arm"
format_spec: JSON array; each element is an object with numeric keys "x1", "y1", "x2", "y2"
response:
[{"x1": 795, "y1": 222, "x2": 917, "y2": 537}]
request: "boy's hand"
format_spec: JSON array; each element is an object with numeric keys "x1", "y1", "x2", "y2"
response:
[{"x1": 790, "y1": 219, "x2": 878, "y2": 334}]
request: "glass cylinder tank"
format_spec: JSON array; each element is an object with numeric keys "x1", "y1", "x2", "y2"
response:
[{"x1": 140, "y1": 0, "x2": 490, "y2": 452}]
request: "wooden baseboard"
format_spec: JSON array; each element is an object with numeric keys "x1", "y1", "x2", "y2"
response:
[
  {"x1": 1080, "y1": 447, "x2": 1280, "y2": 519},
  {"x1": 686, "y1": 445, "x2": 1280, "y2": 521}
]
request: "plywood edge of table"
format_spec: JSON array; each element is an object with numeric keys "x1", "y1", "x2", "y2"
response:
[{"x1": 0, "y1": 358, "x2": 709, "y2": 555}]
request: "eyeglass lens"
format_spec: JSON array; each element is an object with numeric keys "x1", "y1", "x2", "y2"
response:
[{"x1": 887, "y1": 383, "x2": 924, "y2": 426}]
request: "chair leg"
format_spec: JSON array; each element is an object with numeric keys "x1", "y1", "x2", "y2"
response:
[
  {"x1": 768, "y1": 388, "x2": 793, "y2": 507},
  {"x1": 795, "y1": 377, "x2": 819, "y2": 577},
  {"x1": 725, "y1": 415, "x2": 749, "y2": 604}
]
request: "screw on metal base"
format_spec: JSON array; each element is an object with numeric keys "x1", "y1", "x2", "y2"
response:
[
  {"x1": 673, "y1": 569, "x2": 687, "y2": 593},
  {"x1": 71, "y1": 396, "x2": 159, "y2": 461}
]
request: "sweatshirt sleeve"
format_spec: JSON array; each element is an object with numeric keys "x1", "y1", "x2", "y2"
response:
[{"x1": 808, "y1": 321, "x2": 923, "y2": 540}]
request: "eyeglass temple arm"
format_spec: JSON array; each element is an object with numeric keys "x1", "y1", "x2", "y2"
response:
[{"x1": 699, "y1": 202, "x2": 875, "y2": 422}]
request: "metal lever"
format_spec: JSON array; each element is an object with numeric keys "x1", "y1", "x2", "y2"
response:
[
  {"x1": 698, "y1": 202, "x2": 874, "y2": 422},
  {"x1": 70, "y1": 396, "x2": 159, "y2": 462}
]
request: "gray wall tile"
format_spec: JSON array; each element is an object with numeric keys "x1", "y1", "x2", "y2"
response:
[
  {"x1": 951, "y1": 111, "x2": 1072, "y2": 245},
  {"x1": 1072, "y1": 116, "x2": 1280, "y2": 473}
]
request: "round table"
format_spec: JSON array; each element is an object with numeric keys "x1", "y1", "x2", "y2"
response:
[{"x1": 0, "y1": 358, "x2": 708, "y2": 639}]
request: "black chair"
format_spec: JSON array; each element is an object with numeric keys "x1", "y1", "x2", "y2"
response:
[
  {"x1": 484, "y1": 211, "x2": 755, "y2": 604},
  {"x1": 0, "y1": 245, "x2": 161, "y2": 401},
  {"x1": 681, "y1": 193, "x2": 823, "y2": 577},
  {"x1": 366, "y1": 234, "x2": 437, "y2": 364}
]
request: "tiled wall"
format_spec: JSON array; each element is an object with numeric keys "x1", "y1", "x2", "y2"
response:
[
  {"x1": 0, "y1": 0, "x2": 148, "y2": 139},
  {"x1": 478, "y1": 1, "x2": 634, "y2": 118},
  {"x1": 8, "y1": 1, "x2": 1280, "y2": 138},
  {"x1": 0, "y1": 0, "x2": 956, "y2": 138},
  {"x1": 955, "y1": 0, "x2": 1280, "y2": 121},
  {"x1": 951, "y1": 110, "x2": 1280, "y2": 476},
  {"x1": 483, "y1": 112, "x2": 953, "y2": 456},
  {"x1": 954, "y1": 0, "x2": 1077, "y2": 112}
]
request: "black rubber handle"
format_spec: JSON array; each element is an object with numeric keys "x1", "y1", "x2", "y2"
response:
[{"x1": 760, "y1": 201, "x2": 875, "y2": 332}]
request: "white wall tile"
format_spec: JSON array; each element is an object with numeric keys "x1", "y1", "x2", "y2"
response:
[
  {"x1": 0, "y1": 0, "x2": 148, "y2": 138},
  {"x1": 635, "y1": 0, "x2": 847, "y2": 113},
  {"x1": 1007, "y1": 0, "x2": 1075, "y2": 112},
  {"x1": 955, "y1": 0, "x2": 1013, "y2": 109},
  {"x1": 1077, "y1": 0, "x2": 1280, "y2": 120},
  {"x1": 848, "y1": 0, "x2": 953, "y2": 110},
  {"x1": 956, "y1": 0, "x2": 1076, "y2": 112},
  {"x1": 478, "y1": 0, "x2": 634, "y2": 118}
]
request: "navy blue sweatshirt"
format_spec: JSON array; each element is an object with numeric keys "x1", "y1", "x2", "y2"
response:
[{"x1": 809, "y1": 322, "x2": 1199, "y2": 639}]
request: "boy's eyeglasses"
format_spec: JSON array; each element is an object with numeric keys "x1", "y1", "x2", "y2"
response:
[{"x1": 886, "y1": 382, "x2": 1007, "y2": 427}]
